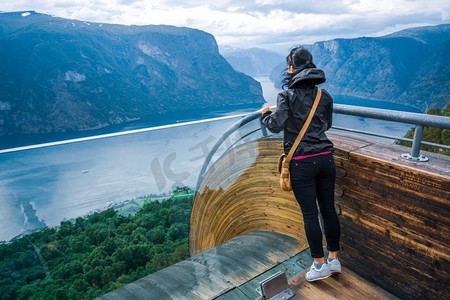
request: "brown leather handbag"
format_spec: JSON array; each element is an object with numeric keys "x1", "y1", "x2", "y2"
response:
[{"x1": 277, "y1": 89, "x2": 322, "y2": 191}]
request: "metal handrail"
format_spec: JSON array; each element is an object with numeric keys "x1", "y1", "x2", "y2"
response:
[
  {"x1": 0, "y1": 112, "x2": 251, "y2": 154},
  {"x1": 333, "y1": 104, "x2": 450, "y2": 161},
  {"x1": 333, "y1": 104, "x2": 450, "y2": 162},
  {"x1": 332, "y1": 126, "x2": 449, "y2": 149},
  {"x1": 1, "y1": 103, "x2": 449, "y2": 167},
  {"x1": 333, "y1": 104, "x2": 450, "y2": 128}
]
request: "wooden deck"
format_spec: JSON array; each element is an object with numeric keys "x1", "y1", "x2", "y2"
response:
[
  {"x1": 100, "y1": 230, "x2": 397, "y2": 300},
  {"x1": 101, "y1": 132, "x2": 449, "y2": 299},
  {"x1": 287, "y1": 268, "x2": 399, "y2": 300},
  {"x1": 191, "y1": 133, "x2": 449, "y2": 299},
  {"x1": 218, "y1": 251, "x2": 399, "y2": 300}
]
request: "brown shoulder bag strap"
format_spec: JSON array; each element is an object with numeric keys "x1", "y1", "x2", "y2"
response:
[{"x1": 285, "y1": 88, "x2": 322, "y2": 163}]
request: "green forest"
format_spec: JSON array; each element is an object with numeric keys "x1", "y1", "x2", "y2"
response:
[
  {"x1": 397, "y1": 105, "x2": 450, "y2": 155},
  {"x1": 0, "y1": 188, "x2": 194, "y2": 300}
]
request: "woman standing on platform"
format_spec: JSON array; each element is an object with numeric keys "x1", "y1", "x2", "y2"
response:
[{"x1": 260, "y1": 46, "x2": 341, "y2": 282}]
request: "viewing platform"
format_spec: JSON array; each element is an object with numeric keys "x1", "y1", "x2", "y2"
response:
[
  {"x1": 99, "y1": 230, "x2": 398, "y2": 299},
  {"x1": 101, "y1": 131, "x2": 450, "y2": 299},
  {"x1": 1, "y1": 103, "x2": 448, "y2": 299}
]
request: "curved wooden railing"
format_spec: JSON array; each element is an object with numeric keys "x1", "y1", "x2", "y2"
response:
[{"x1": 190, "y1": 138, "x2": 308, "y2": 255}]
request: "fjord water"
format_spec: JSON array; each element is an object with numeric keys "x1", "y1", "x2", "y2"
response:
[
  {"x1": 0, "y1": 78, "x2": 419, "y2": 241},
  {"x1": 0, "y1": 118, "x2": 245, "y2": 242}
]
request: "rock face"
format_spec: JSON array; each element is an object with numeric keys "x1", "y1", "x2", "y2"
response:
[
  {"x1": 270, "y1": 24, "x2": 450, "y2": 111},
  {"x1": 0, "y1": 11, "x2": 264, "y2": 135}
]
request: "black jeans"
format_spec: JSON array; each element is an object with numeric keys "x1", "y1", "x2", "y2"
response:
[{"x1": 290, "y1": 153, "x2": 340, "y2": 258}]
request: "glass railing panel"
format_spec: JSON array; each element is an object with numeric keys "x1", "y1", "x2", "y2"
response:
[
  {"x1": 195, "y1": 115, "x2": 281, "y2": 193},
  {"x1": 203, "y1": 117, "x2": 276, "y2": 171}
]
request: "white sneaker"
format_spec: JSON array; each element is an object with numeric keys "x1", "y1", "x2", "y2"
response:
[
  {"x1": 305, "y1": 263, "x2": 331, "y2": 282},
  {"x1": 327, "y1": 258, "x2": 342, "y2": 274}
]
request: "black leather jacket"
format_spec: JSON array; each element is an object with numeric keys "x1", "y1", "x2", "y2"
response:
[{"x1": 261, "y1": 68, "x2": 334, "y2": 156}]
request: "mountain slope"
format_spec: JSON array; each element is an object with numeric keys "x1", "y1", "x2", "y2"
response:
[
  {"x1": 220, "y1": 46, "x2": 284, "y2": 77},
  {"x1": 0, "y1": 11, "x2": 264, "y2": 135},
  {"x1": 270, "y1": 24, "x2": 450, "y2": 111}
]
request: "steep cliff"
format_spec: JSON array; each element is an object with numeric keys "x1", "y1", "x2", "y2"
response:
[
  {"x1": 270, "y1": 24, "x2": 450, "y2": 111},
  {"x1": 0, "y1": 11, "x2": 264, "y2": 135}
]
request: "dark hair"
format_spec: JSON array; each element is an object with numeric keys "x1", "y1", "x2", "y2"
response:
[{"x1": 281, "y1": 46, "x2": 316, "y2": 89}]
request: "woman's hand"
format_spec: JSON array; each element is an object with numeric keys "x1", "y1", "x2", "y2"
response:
[{"x1": 261, "y1": 107, "x2": 271, "y2": 114}]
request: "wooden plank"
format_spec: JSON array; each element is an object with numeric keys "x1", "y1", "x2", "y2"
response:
[
  {"x1": 142, "y1": 260, "x2": 231, "y2": 299},
  {"x1": 190, "y1": 231, "x2": 305, "y2": 287},
  {"x1": 339, "y1": 242, "x2": 449, "y2": 299},
  {"x1": 328, "y1": 131, "x2": 375, "y2": 159},
  {"x1": 191, "y1": 246, "x2": 281, "y2": 286},
  {"x1": 279, "y1": 250, "x2": 314, "y2": 277},
  {"x1": 350, "y1": 137, "x2": 450, "y2": 177},
  {"x1": 338, "y1": 212, "x2": 450, "y2": 299},
  {"x1": 326, "y1": 132, "x2": 450, "y2": 299},
  {"x1": 337, "y1": 185, "x2": 450, "y2": 248},
  {"x1": 215, "y1": 288, "x2": 252, "y2": 300},
  {"x1": 190, "y1": 138, "x2": 307, "y2": 255},
  {"x1": 337, "y1": 211, "x2": 449, "y2": 298},
  {"x1": 98, "y1": 260, "x2": 231, "y2": 300},
  {"x1": 289, "y1": 267, "x2": 399, "y2": 300},
  {"x1": 97, "y1": 281, "x2": 168, "y2": 300},
  {"x1": 101, "y1": 231, "x2": 306, "y2": 300},
  {"x1": 340, "y1": 152, "x2": 450, "y2": 206},
  {"x1": 335, "y1": 158, "x2": 450, "y2": 241}
]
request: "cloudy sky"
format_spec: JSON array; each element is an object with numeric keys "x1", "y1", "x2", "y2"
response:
[{"x1": 1, "y1": 0, "x2": 449, "y2": 53}]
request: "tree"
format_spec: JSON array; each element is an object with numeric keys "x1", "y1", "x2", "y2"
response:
[
  {"x1": 167, "y1": 222, "x2": 189, "y2": 241},
  {"x1": 397, "y1": 105, "x2": 450, "y2": 155},
  {"x1": 0, "y1": 188, "x2": 194, "y2": 299},
  {"x1": 171, "y1": 244, "x2": 189, "y2": 263},
  {"x1": 17, "y1": 285, "x2": 40, "y2": 300}
]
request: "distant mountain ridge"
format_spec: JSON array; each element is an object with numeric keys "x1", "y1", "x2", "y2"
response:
[
  {"x1": 270, "y1": 24, "x2": 450, "y2": 111},
  {"x1": 219, "y1": 46, "x2": 284, "y2": 77},
  {"x1": 0, "y1": 11, "x2": 264, "y2": 135}
]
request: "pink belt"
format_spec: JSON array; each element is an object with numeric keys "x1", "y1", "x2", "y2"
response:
[{"x1": 292, "y1": 151, "x2": 332, "y2": 161}]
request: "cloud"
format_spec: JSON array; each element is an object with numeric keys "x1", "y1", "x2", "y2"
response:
[{"x1": 1, "y1": 0, "x2": 449, "y2": 52}]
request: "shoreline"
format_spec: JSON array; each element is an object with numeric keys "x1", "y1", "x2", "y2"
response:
[{"x1": 5, "y1": 187, "x2": 195, "y2": 243}]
